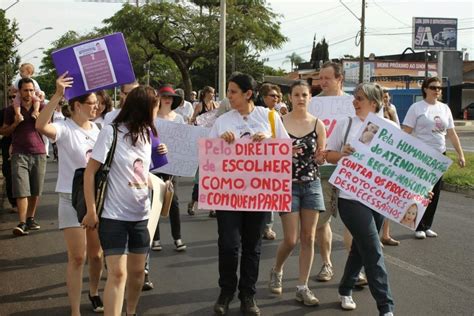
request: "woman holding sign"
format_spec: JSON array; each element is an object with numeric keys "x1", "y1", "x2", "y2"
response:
[
  {"x1": 326, "y1": 83, "x2": 394, "y2": 315},
  {"x1": 36, "y1": 73, "x2": 104, "y2": 315},
  {"x1": 402, "y1": 77, "x2": 465, "y2": 239},
  {"x1": 82, "y1": 85, "x2": 160, "y2": 316},
  {"x1": 268, "y1": 80, "x2": 326, "y2": 306},
  {"x1": 210, "y1": 72, "x2": 289, "y2": 316}
]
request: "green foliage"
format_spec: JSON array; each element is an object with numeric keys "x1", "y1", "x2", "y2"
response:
[
  {"x1": 102, "y1": 1, "x2": 286, "y2": 99},
  {"x1": 311, "y1": 38, "x2": 329, "y2": 69},
  {"x1": 444, "y1": 152, "x2": 474, "y2": 188},
  {"x1": 285, "y1": 52, "x2": 304, "y2": 71},
  {"x1": 0, "y1": 10, "x2": 21, "y2": 106}
]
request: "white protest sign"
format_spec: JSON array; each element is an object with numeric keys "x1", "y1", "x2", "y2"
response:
[
  {"x1": 195, "y1": 108, "x2": 218, "y2": 128},
  {"x1": 153, "y1": 119, "x2": 210, "y2": 177},
  {"x1": 147, "y1": 174, "x2": 166, "y2": 245},
  {"x1": 308, "y1": 96, "x2": 355, "y2": 139},
  {"x1": 329, "y1": 113, "x2": 452, "y2": 230}
]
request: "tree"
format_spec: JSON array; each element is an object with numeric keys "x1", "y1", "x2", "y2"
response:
[
  {"x1": 0, "y1": 10, "x2": 21, "y2": 107},
  {"x1": 102, "y1": 1, "x2": 287, "y2": 99},
  {"x1": 284, "y1": 52, "x2": 304, "y2": 72},
  {"x1": 311, "y1": 37, "x2": 329, "y2": 69}
]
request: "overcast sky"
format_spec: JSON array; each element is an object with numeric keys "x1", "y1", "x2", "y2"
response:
[{"x1": 3, "y1": 0, "x2": 473, "y2": 75}]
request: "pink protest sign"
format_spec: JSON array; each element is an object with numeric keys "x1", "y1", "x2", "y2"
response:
[{"x1": 198, "y1": 138, "x2": 292, "y2": 212}]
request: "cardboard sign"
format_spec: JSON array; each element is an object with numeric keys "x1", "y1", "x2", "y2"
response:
[
  {"x1": 195, "y1": 109, "x2": 218, "y2": 128},
  {"x1": 153, "y1": 119, "x2": 210, "y2": 177},
  {"x1": 51, "y1": 33, "x2": 135, "y2": 100},
  {"x1": 308, "y1": 96, "x2": 355, "y2": 139},
  {"x1": 198, "y1": 138, "x2": 292, "y2": 212},
  {"x1": 147, "y1": 174, "x2": 166, "y2": 245},
  {"x1": 329, "y1": 113, "x2": 452, "y2": 230}
]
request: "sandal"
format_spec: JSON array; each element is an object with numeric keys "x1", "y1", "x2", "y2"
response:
[{"x1": 381, "y1": 237, "x2": 400, "y2": 246}]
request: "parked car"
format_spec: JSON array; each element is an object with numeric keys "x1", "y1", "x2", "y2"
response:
[{"x1": 463, "y1": 102, "x2": 474, "y2": 120}]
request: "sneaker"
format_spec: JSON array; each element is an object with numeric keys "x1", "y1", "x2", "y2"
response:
[
  {"x1": 213, "y1": 293, "x2": 234, "y2": 315},
  {"x1": 88, "y1": 293, "x2": 104, "y2": 313},
  {"x1": 339, "y1": 294, "x2": 357, "y2": 310},
  {"x1": 13, "y1": 223, "x2": 29, "y2": 236},
  {"x1": 26, "y1": 217, "x2": 40, "y2": 230},
  {"x1": 355, "y1": 271, "x2": 368, "y2": 287},
  {"x1": 187, "y1": 202, "x2": 196, "y2": 216},
  {"x1": 269, "y1": 268, "x2": 283, "y2": 294},
  {"x1": 315, "y1": 263, "x2": 334, "y2": 282},
  {"x1": 174, "y1": 239, "x2": 187, "y2": 251},
  {"x1": 263, "y1": 228, "x2": 276, "y2": 240},
  {"x1": 209, "y1": 210, "x2": 217, "y2": 218},
  {"x1": 382, "y1": 313, "x2": 394, "y2": 316},
  {"x1": 425, "y1": 229, "x2": 438, "y2": 237},
  {"x1": 415, "y1": 231, "x2": 426, "y2": 239},
  {"x1": 240, "y1": 295, "x2": 260, "y2": 316},
  {"x1": 142, "y1": 271, "x2": 154, "y2": 291},
  {"x1": 151, "y1": 240, "x2": 162, "y2": 251},
  {"x1": 295, "y1": 287, "x2": 320, "y2": 306}
]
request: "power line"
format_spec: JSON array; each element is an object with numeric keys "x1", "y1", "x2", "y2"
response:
[
  {"x1": 366, "y1": 26, "x2": 474, "y2": 36},
  {"x1": 371, "y1": 0, "x2": 411, "y2": 27},
  {"x1": 280, "y1": 4, "x2": 343, "y2": 24}
]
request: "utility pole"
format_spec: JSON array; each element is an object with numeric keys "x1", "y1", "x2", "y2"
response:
[
  {"x1": 359, "y1": 0, "x2": 365, "y2": 84},
  {"x1": 218, "y1": 0, "x2": 226, "y2": 101},
  {"x1": 340, "y1": 0, "x2": 366, "y2": 84}
]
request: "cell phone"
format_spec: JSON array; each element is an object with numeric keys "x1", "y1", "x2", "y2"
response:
[{"x1": 293, "y1": 143, "x2": 305, "y2": 149}]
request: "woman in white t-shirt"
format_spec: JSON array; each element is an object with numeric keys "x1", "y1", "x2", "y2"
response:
[
  {"x1": 326, "y1": 83, "x2": 394, "y2": 315},
  {"x1": 36, "y1": 73, "x2": 104, "y2": 315},
  {"x1": 82, "y1": 85, "x2": 161, "y2": 316},
  {"x1": 402, "y1": 77, "x2": 465, "y2": 239},
  {"x1": 211, "y1": 72, "x2": 290, "y2": 316}
]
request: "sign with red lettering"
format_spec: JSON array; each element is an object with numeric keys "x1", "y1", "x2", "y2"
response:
[
  {"x1": 308, "y1": 96, "x2": 354, "y2": 140},
  {"x1": 329, "y1": 113, "x2": 452, "y2": 230},
  {"x1": 198, "y1": 138, "x2": 292, "y2": 212}
]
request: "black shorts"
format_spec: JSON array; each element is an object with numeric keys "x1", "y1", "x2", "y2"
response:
[{"x1": 99, "y1": 218, "x2": 150, "y2": 256}]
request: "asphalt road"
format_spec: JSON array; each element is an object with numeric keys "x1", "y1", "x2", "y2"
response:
[
  {"x1": 448, "y1": 125, "x2": 474, "y2": 152},
  {"x1": 0, "y1": 161, "x2": 473, "y2": 316}
]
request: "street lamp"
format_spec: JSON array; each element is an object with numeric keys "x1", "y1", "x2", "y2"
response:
[
  {"x1": 3, "y1": 0, "x2": 20, "y2": 11},
  {"x1": 21, "y1": 47, "x2": 44, "y2": 59},
  {"x1": 14, "y1": 26, "x2": 53, "y2": 48}
]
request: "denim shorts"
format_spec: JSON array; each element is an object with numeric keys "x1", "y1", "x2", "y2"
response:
[
  {"x1": 287, "y1": 179, "x2": 325, "y2": 213},
  {"x1": 98, "y1": 218, "x2": 150, "y2": 256}
]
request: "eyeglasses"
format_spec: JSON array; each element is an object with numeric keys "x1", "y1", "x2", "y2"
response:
[
  {"x1": 427, "y1": 86, "x2": 442, "y2": 91},
  {"x1": 266, "y1": 94, "x2": 279, "y2": 98}
]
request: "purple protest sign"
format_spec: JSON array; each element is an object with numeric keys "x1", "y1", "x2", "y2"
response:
[
  {"x1": 150, "y1": 133, "x2": 168, "y2": 170},
  {"x1": 51, "y1": 33, "x2": 135, "y2": 100}
]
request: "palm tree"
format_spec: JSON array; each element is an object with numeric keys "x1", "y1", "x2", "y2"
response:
[{"x1": 284, "y1": 52, "x2": 304, "y2": 71}]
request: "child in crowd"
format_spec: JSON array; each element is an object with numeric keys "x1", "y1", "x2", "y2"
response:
[
  {"x1": 13, "y1": 63, "x2": 44, "y2": 121},
  {"x1": 400, "y1": 203, "x2": 418, "y2": 229}
]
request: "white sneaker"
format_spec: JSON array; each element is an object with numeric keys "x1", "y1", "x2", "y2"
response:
[
  {"x1": 174, "y1": 239, "x2": 187, "y2": 251},
  {"x1": 425, "y1": 229, "x2": 438, "y2": 237},
  {"x1": 151, "y1": 240, "x2": 162, "y2": 251},
  {"x1": 382, "y1": 312, "x2": 394, "y2": 316},
  {"x1": 339, "y1": 295, "x2": 356, "y2": 310},
  {"x1": 415, "y1": 231, "x2": 426, "y2": 239}
]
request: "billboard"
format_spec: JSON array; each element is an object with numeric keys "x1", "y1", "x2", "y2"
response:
[{"x1": 412, "y1": 17, "x2": 457, "y2": 50}]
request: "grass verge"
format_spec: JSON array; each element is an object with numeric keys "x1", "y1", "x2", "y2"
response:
[{"x1": 443, "y1": 151, "x2": 474, "y2": 188}]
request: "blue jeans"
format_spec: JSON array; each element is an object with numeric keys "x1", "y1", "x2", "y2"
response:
[
  {"x1": 216, "y1": 210, "x2": 267, "y2": 298},
  {"x1": 338, "y1": 198, "x2": 394, "y2": 315}
]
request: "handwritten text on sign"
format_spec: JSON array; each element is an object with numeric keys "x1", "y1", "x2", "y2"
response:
[
  {"x1": 198, "y1": 138, "x2": 292, "y2": 212},
  {"x1": 308, "y1": 96, "x2": 355, "y2": 139},
  {"x1": 329, "y1": 113, "x2": 452, "y2": 230}
]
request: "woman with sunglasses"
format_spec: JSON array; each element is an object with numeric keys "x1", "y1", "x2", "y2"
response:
[{"x1": 402, "y1": 77, "x2": 465, "y2": 239}]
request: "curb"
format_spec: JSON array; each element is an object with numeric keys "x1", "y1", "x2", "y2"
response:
[{"x1": 441, "y1": 182, "x2": 474, "y2": 198}]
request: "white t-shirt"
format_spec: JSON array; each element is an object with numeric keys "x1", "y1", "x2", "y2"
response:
[
  {"x1": 53, "y1": 110, "x2": 65, "y2": 123},
  {"x1": 51, "y1": 119, "x2": 100, "y2": 193},
  {"x1": 209, "y1": 106, "x2": 290, "y2": 139},
  {"x1": 327, "y1": 115, "x2": 398, "y2": 200},
  {"x1": 175, "y1": 101, "x2": 194, "y2": 122},
  {"x1": 91, "y1": 124, "x2": 152, "y2": 221},
  {"x1": 402, "y1": 100, "x2": 454, "y2": 153},
  {"x1": 103, "y1": 108, "x2": 120, "y2": 126}
]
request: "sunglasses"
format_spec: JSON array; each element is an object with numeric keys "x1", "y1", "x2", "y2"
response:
[{"x1": 427, "y1": 86, "x2": 442, "y2": 91}]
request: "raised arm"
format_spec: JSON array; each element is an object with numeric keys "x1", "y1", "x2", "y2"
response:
[{"x1": 36, "y1": 73, "x2": 73, "y2": 140}]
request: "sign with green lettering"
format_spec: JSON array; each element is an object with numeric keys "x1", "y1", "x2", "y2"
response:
[{"x1": 329, "y1": 113, "x2": 452, "y2": 230}]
